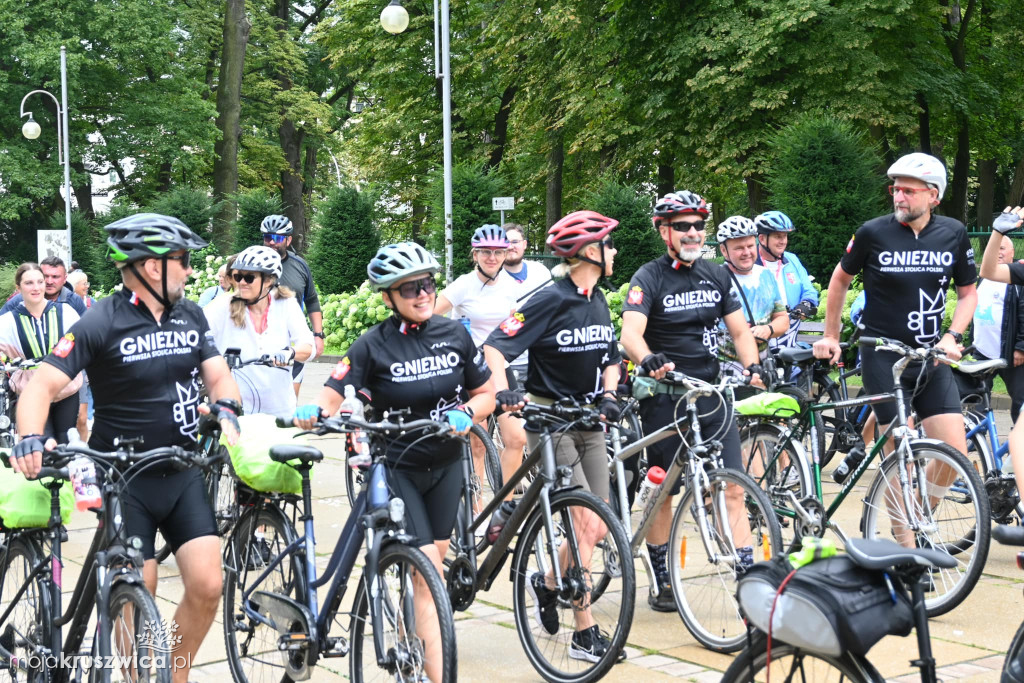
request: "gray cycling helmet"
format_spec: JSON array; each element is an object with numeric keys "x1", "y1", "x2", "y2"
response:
[
  {"x1": 715, "y1": 216, "x2": 758, "y2": 244},
  {"x1": 260, "y1": 214, "x2": 294, "y2": 235},
  {"x1": 887, "y1": 153, "x2": 947, "y2": 200},
  {"x1": 367, "y1": 242, "x2": 440, "y2": 291},
  {"x1": 233, "y1": 246, "x2": 283, "y2": 279},
  {"x1": 105, "y1": 213, "x2": 208, "y2": 264}
]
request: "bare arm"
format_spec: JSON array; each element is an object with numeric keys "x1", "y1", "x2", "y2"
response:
[
  {"x1": 980, "y1": 230, "x2": 1013, "y2": 284},
  {"x1": 620, "y1": 310, "x2": 674, "y2": 378},
  {"x1": 464, "y1": 378, "x2": 496, "y2": 422},
  {"x1": 11, "y1": 364, "x2": 70, "y2": 476},
  {"x1": 724, "y1": 310, "x2": 760, "y2": 368},
  {"x1": 483, "y1": 345, "x2": 509, "y2": 392},
  {"x1": 434, "y1": 295, "x2": 453, "y2": 316}
]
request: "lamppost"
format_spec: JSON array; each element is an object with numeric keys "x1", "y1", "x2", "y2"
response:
[
  {"x1": 20, "y1": 45, "x2": 73, "y2": 263},
  {"x1": 381, "y1": 0, "x2": 453, "y2": 282}
]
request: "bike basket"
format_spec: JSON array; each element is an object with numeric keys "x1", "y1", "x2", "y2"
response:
[
  {"x1": 734, "y1": 392, "x2": 801, "y2": 419},
  {"x1": 736, "y1": 554, "x2": 913, "y2": 657},
  {"x1": 0, "y1": 459, "x2": 74, "y2": 528},
  {"x1": 220, "y1": 414, "x2": 311, "y2": 494}
]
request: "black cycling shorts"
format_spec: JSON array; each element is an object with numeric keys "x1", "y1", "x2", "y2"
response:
[
  {"x1": 860, "y1": 347, "x2": 961, "y2": 426},
  {"x1": 638, "y1": 393, "x2": 743, "y2": 496},
  {"x1": 122, "y1": 467, "x2": 218, "y2": 560},
  {"x1": 387, "y1": 459, "x2": 464, "y2": 547}
]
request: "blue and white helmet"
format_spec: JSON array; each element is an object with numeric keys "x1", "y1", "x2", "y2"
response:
[
  {"x1": 260, "y1": 214, "x2": 293, "y2": 235},
  {"x1": 367, "y1": 242, "x2": 440, "y2": 291},
  {"x1": 715, "y1": 216, "x2": 758, "y2": 244},
  {"x1": 754, "y1": 211, "x2": 795, "y2": 234}
]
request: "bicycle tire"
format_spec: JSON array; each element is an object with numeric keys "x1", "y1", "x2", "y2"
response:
[
  {"x1": 774, "y1": 383, "x2": 825, "y2": 469},
  {"x1": 860, "y1": 439, "x2": 990, "y2": 617},
  {"x1": 104, "y1": 581, "x2": 172, "y2": 682},
  {"x1": 668, "y1": 467, "x2": 783, "y2": 653},
  {"x1": 223, "y1": 505, "x2": 306, "y2": 683},
  {"x1": 472, "y1": 422, "x2": 502, "y2": 492},
  {"x1": 811, "y1": 377, "x2": 848, "y2": 468},
  {"x1": 206, "y1": 448, "x2": 237, "y2": 535},
  {"x1": 345, "y1": 462, "x2": 366, "y2": 509},
  {"x1": 720, "y1": 633, "x2": 884, "y2": 683},
  {"x1": 1003, "y1": 619, "x2": 1024, "y2": 682},
  {"x1": 738, "y1": 421, "x2": 813, "y2": 551},
  {"x1": 0, "y1": 534, "x2": 51, "y2": 683},
  {"x1": 511, "y1": 488, "x2": 635, "y2": 683},
  {"x1": 961, "y1": 409, "x2": 1022, "y2": 523},
  {"x1": 153, "y1": 531, "x2": 173, "y2": 564},
  {"x1": 349, "y1": 543, "x2": 457, "y2": 683}
]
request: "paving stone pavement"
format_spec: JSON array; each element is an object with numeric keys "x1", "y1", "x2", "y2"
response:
[{"x1": 52, "y1": 359, "x2": 1024, "y2": 681}]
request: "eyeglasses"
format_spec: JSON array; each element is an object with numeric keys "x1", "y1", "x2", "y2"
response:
[
  {"x1": 888, "y1": 185, "x2": 931, "y2": 198},
  {"x1": 166, "y1": 253, "x2": 192, "y2": 269},
  {"x1": 389, "y1": 276, "x2": 437, "y2": 299},
  {"x1": 263, "y1": 234, "x2": 289, "y2": 244},
  {"x1": 508, "y1": 239, "x2": 524, "y2": 246},
  {"x1": 474, "y1": 249, "x2": 507, "y2": 258},
  {"x1": 232, "y1": 272, "x2": 257, "y2": 284},
  {"x1": 670, "y1": 220, "x2": 706, "y2": 232},
  {"x1": 600, "y1": 237, "x2": 615, "y2": 249}
]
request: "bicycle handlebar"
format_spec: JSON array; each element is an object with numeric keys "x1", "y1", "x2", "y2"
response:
[{"x1": 277, "y1": 413, "x2": 458, "y2": 440}]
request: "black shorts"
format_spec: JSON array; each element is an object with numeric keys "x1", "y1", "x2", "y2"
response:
[
  {"x1": 860, "y1": 347, "x2": 961, "y2": 426},
  {"x1": 506, "y1": 365, "x2": 527, "y2": 391},
  {"x1": 122, "y1": 468, "x2": 218, "y2": 560},
  {"x1": 638, "y1": 393, "x2": 743, "y2": 496},
  {"x1": 387, "y1": 459, "x2": 464, "y2": 546},
  {"x1": 291, "y1": 361, "x2": 305, "y2": 382}
]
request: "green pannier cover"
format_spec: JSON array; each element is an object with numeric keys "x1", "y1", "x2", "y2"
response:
[
  {"x1": 734, "y1": 392, "x2": 801, "y2": 419},
  {"x1": 0, "y1": 451, "x2": 74, "y2": 528},
  {"x1": 221, "y1": 414, "x2": 311, "y2": 494}
]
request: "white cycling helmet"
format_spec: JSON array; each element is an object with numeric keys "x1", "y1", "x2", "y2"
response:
[
  {"x1": 260, "y1": 214, "x2": 293, "y2": 235},
  {"x1": 887, "y1": 153, "x2": 946, "y2": 200},
  {"x1": 715, "y1": 216, "x2": 758, "y2": 244},
  {"x1": 233, "y1": 245, "x2": 283, "y2": 279}
]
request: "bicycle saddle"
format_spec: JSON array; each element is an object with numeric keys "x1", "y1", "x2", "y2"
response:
[
  {"x1": 994, "y1": 524, "x2": 1024, "y2": 547},
  {"x1": 775, "y1": 346, "x2": 815, "y2": 364},
  {"x1": 954, "y1": 358, "x2": 1007, "y2": 375},
  {"x1": 269, "y1": 444, "x2": 324, "y2": 464},
  {"x1": 844, "y1": 537, "x2": 956, "y2": 571}
]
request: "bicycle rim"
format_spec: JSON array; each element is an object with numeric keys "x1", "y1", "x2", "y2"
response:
[
  {"x1": 223, "y1": 506, "x2": 304, "y2": 683},
  {"x1": 511, "y1": 489, "x2": 635, "y2": 683},
  {"x1": 106, "y1": 582, "x2": 172, "y2": 682},
  {"x1": 739, "y1": 421, "x2": 813, "y2": 550},
  {"x1": 669, "y1": 468, "x2": 782, "y2": 653},
  {"x1": 0, "y1": 536, "x2": 51, "y2": 683},
  {"x1": 860, "y1": 440, "x2": 990, "y2": 617},
  {"x1": 721, "y1": 639, "x2": 882, "y2": 683}
]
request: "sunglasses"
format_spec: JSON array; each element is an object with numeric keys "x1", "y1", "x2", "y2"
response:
[
  {"x1": 232, "y1": 272, "x2": 258, "y2": 284},
  {"x1": 600, "y1": 237, "x2": 615, "y2": 249},
  {"x1": 888, "y1": 185, "x2": 931, "y2": 197},
  {"x1": 389, "y1": 276, "x2": 437, "y2": 299},
  {"x1": 263, "y1": 234, "x2": 289, "y2": 244},
  {"x1": 166, "y1": 253, "x2": 192, "y2": 269},
  {"x1": 670, "y1": 220, "x2": 706, "y2": 232}
]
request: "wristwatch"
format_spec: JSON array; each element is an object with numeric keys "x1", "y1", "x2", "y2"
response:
[
  {"x1": 945, "y1": 330, "x2": 964, "y2": 345},
  {"x1": 313, "y1": 332, "x2": 325, "y2": 339},
  {"x1": 458, "y1": 404, "x2": 476, "y2": 420}
]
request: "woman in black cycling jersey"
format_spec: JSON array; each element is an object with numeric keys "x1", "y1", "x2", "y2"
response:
[
  {"x1": 293, "y1": 241, "x2": 494, "y2": 682},
  {"x1": 483, "y1": 210, "x2": 625, "y2": 663}
]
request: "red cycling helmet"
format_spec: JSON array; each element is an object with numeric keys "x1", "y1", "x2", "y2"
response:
[
  {"x1": 546, "y1": 211, "x2": 619, "y2": 258},
  {"x1": 651, "y1": 191, "x2": 709, "y2": 228}
]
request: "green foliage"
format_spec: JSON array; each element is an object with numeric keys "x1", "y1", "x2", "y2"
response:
[
  {"x1": 0, "y1": 264, "x2": 17, "y2": 301},
  {"x1": 320, "y1": 283, "x2": 394, "y2": 355},
  {"x1": 765, "y1": 113, "x2": 887, "y2": 283},
  {"x1": 426, "y1": 163, "x2": 506, "y2": 277},
  {"x1": 233, "y1": 189, "x2": 283, "y2": 254},
  {"x1": 147, "y1": 187, "x2": 221, "y2": 242},
  {"x1": 584, "y1": 181, "x2": 664, "y2": 287},
  {"x1": 89, "y1": 203, "x2": 138, "y2": 291},
  {"x1": 308, "y1": 186, "x2": 379, "y2": 295},
  {"x1": 604, "y1": 282, "x2": 630, "y2": 337}
]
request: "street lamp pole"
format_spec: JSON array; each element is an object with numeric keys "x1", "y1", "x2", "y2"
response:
[
  {"x1": 381, "y1": 0, "x2": 453, "y2": 282},
  {"x1": 19, "y1": 46, "x2": 73, "y2": 263}
]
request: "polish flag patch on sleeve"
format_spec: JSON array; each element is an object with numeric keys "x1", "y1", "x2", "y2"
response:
[
  {"x1": 499, "y1": 312, "x2": 525, "y2": 336},
  {"x1": 627, "y1": 286, "x2": 644, "y2": 305},
  {"x1": 53, "y1": 333, "x2": 75, "y2": 358},
  {"x1": 845, "y1": 235, "x2": 855, "y2": 253},
  {"x1": 331, "y1": 357, "x2": 351, "y2": 381}
]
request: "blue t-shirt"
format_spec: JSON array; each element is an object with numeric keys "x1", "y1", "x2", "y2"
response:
[{"x1": 718, "y1": 265, "x2": 784, "y2": 360}]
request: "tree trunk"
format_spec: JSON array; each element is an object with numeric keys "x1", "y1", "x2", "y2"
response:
[
  {"x1": 279, "y1": 118, "x2": 307, "y2": 251},
  {"x1": 916, "y1": 93, "x2": 932, "y2": 154},
  {"x1": 211, "y1": 0, "x2": 250, "y2": 252},
  {"x1": 302, "y1": 144, "x2": 317, "y2": 215},
  {"x1": 745, "y1": 173, "x2": 768, "y2": 215},
  {"x1": 1009, "y1": 155, "x2": 1024, "y2": 207},
  {"x1": 657, "y1": 163, "x2": 675, "y2": 198},
  {"x1": 947, "y1": 114, "x2": 970, "y2": 222},
  {"x1": 70, "y1": 161, "x2": 95, "y2": 219},
  {"x1": 411, "y1": 202, "x2": 425, "y2": 244},
  {"x1": 976, "y1": 159, "x2": 997, "y2": 228},
  {"x1": 485, "y1": 85, "x2": 516, "y2": 171},
  {"x1": 545, "y1": 128, "x2": 564, "y2": 232}
]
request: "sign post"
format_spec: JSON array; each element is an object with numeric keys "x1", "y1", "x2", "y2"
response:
[{"x1": 492, "y1": 196, "x2": 515, "y2": 226}]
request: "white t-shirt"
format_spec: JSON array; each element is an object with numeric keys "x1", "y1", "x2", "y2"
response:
[
  {"x1": 504, "y1": 260, "x2": 553, "y2": 305},
  {"x1": 204, "y1": 292, "x2": 314, "y2": 417},
  {"x1": 974, "y1": 279, "x2": 1007, "y2": 360},
  {"x1": 440, "y1": 270, "x2": 519, "y2": 347}
]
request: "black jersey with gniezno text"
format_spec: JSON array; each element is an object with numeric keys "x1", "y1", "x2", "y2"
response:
[
  {"x1": 621, "y1": 255, "x2": 741, "y2": 382},
  {"x1": 841, "y1": 214, "x2": 976, "y2": 346},
  {"x1": 325, "y1": 315, "x2": 490, "y2": 468},
  {"x1": 43, "y1": 288, "x2": 221, "y2": 451}
]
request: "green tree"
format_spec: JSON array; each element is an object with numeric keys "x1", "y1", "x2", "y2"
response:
[
  {"x1": 765, "y1": 113, "x2": 887, "y2": 283},
  {"x1": 584, "y1": 181, "x2": 663, "y2": 287},
  {"x1": 233, "y1": 189, "x2": 283, "y2": 253},
  {"x1": 147, "y1": 187, "x2": 220, "y2": 241},
  {"x1": 308, "y1": 185, "x2": 378, "y2": 294},
  {"x1": 426, "y1": 163, "x2": 505, "y2": 278}
]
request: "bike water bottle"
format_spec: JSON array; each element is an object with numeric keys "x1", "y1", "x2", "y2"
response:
[
  {"x1": 487, "y1": 500, "x2": 518, "y2": 544},
  {"x1": 68, "y1": 457, "x2": 102, "y2": 512},
  {"x1": 636, "y1": 466, "x2": 667, "y2": 511},
  {"x1": 367, "y1": 462, "x2": 390, "y2": 509},
  {"x1": 459, "y1": 317, "x2": 472, "y2": 334},
  {"x1": 832, "y1": 443, "x2": 866, "y2": 484},
  {"x1": 340, "y1": 386, "x2": 371, "y2": 467}
]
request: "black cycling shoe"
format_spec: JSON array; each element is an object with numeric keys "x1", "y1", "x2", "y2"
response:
[
  {"x1": 527, "y1": 572, "x2": 560, "y2": 634},
  {"x1": 568, "y1": 625, "x2": 627, "y2": 663},
  {"x1": 648, "y1": 581, "x2": 676, "y2": 613}
]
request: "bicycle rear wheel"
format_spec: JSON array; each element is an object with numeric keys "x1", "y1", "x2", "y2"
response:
[
  {"x1": 860, "y1": 440, "x2": 990, "y2": 617},
  {"x1": 0, "y1": 535, "x2": 51, "y2": 683},
  {"x1": 1003, "y1": 619, "x2": 1024, "y2": 682},
  {"x1": 721, "y1": 634, "x2": 883, "y2": 683},
  {"x1": 349, "y1": 543, "x2": 457, "y2": 683},
  {"x1": 668, "y1": 468, "x2": 782, "y2": 653},
  {"x1": 105, "y1": 581, "x2": 172, "y2": 682}
]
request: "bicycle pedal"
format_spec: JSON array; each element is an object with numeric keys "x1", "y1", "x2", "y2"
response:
[
  {"x1": 322, "y1": 636, "x2": 350, "y2": 658},
  {"x1": 277, "y1": 632, "x2": 311, "y2": 651}
]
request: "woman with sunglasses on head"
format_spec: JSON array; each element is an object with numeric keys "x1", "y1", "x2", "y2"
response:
[
  {"x1": 434, "y1": 224, "x2": 527, "y2": 506},
  {"x1": 293, "y1": 242, "x2": 494, "y2": 683},
  {"x1": 204, "y1": 246, "x2": 314, "y2": 417}
]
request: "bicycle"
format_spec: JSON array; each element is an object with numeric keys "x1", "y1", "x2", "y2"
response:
[
  {"x1": 0, "y1": 439, "x2": 218, "y2": 683},
  {"x1": 0, "y1": 358, "x2": 42, "y2": 449},
  {"x1": 721, "y1": 536, "x2": 958, "y2": 683},
  {"x1": 605, "y1": 371, "x2": 782, "y2": 653},
  {"x1": 446, "y1": 399, "x2": 635, "y2": 683},
  {"x1": 738, "y1": 336, "x2": 991, "y2": 617},
  {"x1": 222, "y1": 411, "x2": 456, "y2": 683}
]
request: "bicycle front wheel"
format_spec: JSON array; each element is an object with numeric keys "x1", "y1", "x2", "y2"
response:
[
  {"x1": 1003, "y1": 619, "x2": 1024, "y2": 682},
  {"x1": 860, "y1": 439, "x2": 991, "y2": 617},
  {"x1": 0, "y1": 535, "x2": 51, "y2": 683},
  {"x1": 721, "y1": 634, "x2": 883, "y2": 683},
  {"x1": 668, "y1": 467, "x2": 782, "y2": 653},
  {"x1": 105, "y1": 581, "x2": 172, "y2": 682},
  {"x1": 511, "y1": 489, "x2": 635, "y2": 683},
  {"x1": 349, "y1": 543, "x2": 457, "y2": 683}
]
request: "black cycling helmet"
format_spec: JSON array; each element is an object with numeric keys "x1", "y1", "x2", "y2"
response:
[
  {"x1": 105, "y1": 213, "x2": 208, "y2": 264},
  {"x1": 652, "y1": 191, "x2": 709, "y2": 227}
]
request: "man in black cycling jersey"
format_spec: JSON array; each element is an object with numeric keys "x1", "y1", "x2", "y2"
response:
[
  {"x1": 814, "y1": 153, "x2": 976, "y2": 504},
  {"x1": 620, "y1": 190, "x2": 764, "y2": 612},
  {"x1": 11, "y1": 213, "x2": 243, "y2": 683}
]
